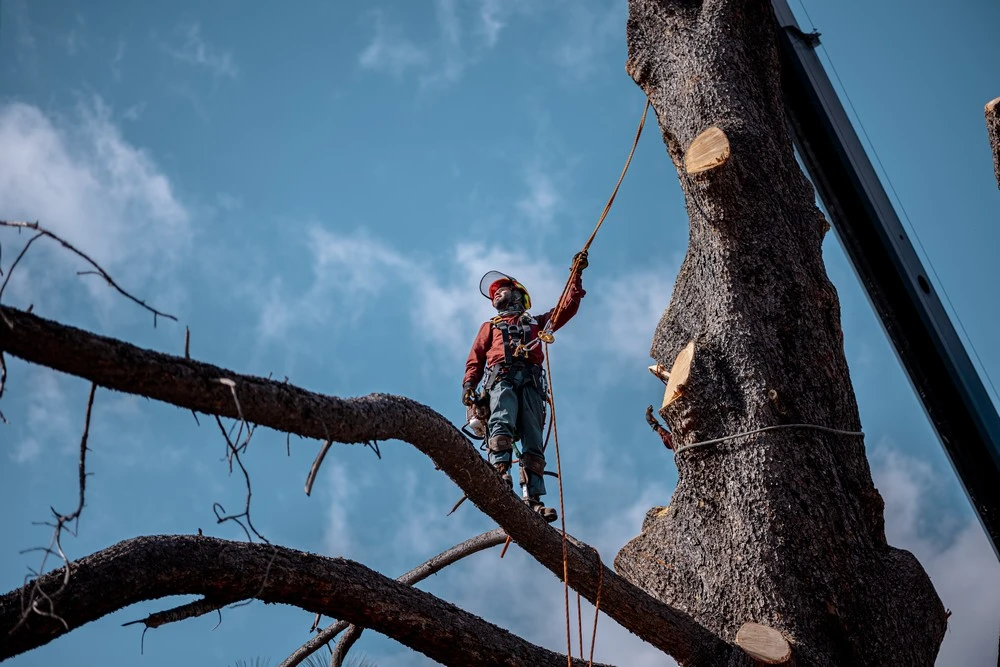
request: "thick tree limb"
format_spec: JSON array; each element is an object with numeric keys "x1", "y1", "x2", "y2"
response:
[
  {"x1": 987, "y1": 97, "x2": 1000, "y2": 189},
  {"x1": 0, "y1": 535, "x2": 609, "y2": 666},
  {"x1": 0, "y1": 305, "x2": 731, "y2": 665}
]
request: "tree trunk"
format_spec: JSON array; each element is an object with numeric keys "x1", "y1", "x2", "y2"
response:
[
  {"x1": 987, "y1": 97, "x2": 1000, "y2": 189},
  {"x1": 614, "y1": 2, "x2": 947, "y2": 666}
]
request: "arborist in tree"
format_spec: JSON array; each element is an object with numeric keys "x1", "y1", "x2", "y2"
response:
[{"x1": 462, "y1": 252, "x2": 588, "y2": 522}]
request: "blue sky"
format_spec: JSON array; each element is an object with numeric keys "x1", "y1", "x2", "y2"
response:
[{"x1": 1, "y1": 1, "x2": 998, "y2": 665}]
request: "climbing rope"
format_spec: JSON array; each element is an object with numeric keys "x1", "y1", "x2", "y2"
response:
[
  {"x1": 673, "y1": 422, "x2": 865, "y2": 456},
  {"x1": 538, "y1": 100, "x2": 650, "y2": 667}
]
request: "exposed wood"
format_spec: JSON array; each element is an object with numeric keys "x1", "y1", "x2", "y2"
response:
[
  {"x1": 736, "y1": 622, "x2": 792, "y2": 665},
  {"x1": 0, "y1": 304, "x2": 731, "y2": 666},
  {"x1": 661, "y1": 341, "x2": 694, "y2": 409},
  {"x1": 987, "y1": 97, "x2": 1000, "y2": 189},
  {"x1": 648, "y1": 363, "x2": 670, "y2": 385},
  {"x1": 684, "y1": 127, "x2": 731, "y2": 174},
  {"x1": 0, "y1": 535, "x2": 610, "y2": 667}
]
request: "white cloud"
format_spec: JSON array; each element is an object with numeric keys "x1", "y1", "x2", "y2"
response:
[
  {"x1": 592, "y1": 268, "x2": 674, "y2": 362},
  {"x1": 516, "y1": 171, "x2": 560, "y2": 230},
  {"x1": 358, "y1": 12, "x2": 428, "y2": 78},
  {"x1": 359, "y1": 2, "x2": 528, "y2": 89},
  {"x1": 321, "y1": 461, "x2": 358, "y2": 557},
  {"x1": 872, "y1": 445, "x2": 1000, "y2": 666},
  {"x1": 0, "y1": 98, "x2": 191, "y2": 310},
  {"x1": 165, "y1": 23, "x2": 238, "y2": 78},
  {"x1": 254, "y1": 227, "x2": 565, "y2": 362},
  {"x1": 7, "y1": 369, "x2": 73, "y2": 464}
]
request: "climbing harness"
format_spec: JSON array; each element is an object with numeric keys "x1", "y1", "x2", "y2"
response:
[{"x1": 458, "y1": 100, "x2": 651, "y2": 667}]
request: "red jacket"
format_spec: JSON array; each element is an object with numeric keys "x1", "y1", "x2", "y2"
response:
[{"x1": 463, "y1": 273, "x2": 586, "y2": 388}]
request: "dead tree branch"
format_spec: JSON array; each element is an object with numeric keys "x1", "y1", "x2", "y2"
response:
[
  {"x1": 0, "y1": 221, "x2": 176, "y2": 325},
  {"x1": 0, "y1": 535, "x2": 612, "y2": 667},
  {"x1": 0, "y1": 304, "x2": 731, "y2": 665},
  {"x1": 324, "y1": 528, "x2": 507, "y2": 667},
  {"x1": 15, "y1": 384, "x2": 97, "y2": 633}
]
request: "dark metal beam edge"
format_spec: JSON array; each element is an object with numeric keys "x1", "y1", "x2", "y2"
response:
[{"x1": 771, "y1": 0, "x2": 1000, "y2": 557}]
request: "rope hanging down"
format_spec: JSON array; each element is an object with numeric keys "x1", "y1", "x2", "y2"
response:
[{"x1": 540, "y1": 100, "x2": 650, "y2": 667}]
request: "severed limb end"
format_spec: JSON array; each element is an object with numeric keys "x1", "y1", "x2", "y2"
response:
[
  {"x1": 735, "y1": 622, "x2": 792, "y2": 665},
  {"x1": 645, "y1": 406, "x2": 674, "y2": 450}
]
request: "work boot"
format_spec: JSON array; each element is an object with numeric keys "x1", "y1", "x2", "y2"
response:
[
  {"x1": 495, "y1": 462, "x2": 513, "y2": 489},
  {"x1": 525, "y1": 496, "x2": 557, "y2": 523}
]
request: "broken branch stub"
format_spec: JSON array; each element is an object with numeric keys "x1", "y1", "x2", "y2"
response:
[
  {"x1": 684, "y1": 127, "x2": 731, "y2": 175},
  {"x1": 661, "y1": 341, "x2": 695, "y2": 409},
  {"x1": 735, "y1": 622, "x2": 792, "y2": 665}
]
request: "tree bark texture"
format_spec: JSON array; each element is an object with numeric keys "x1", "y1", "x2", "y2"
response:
[
  {"x1": 987, "y1": 97, "x2": 1000, "y2": 189},
  {"x1": 0, "y1": 535, "x2": 609, "y2": 666},
  {"x1": 0, "y1": 305, "x2": 731, "y2": 665},
  {"x1": 616, "y1": 2, "x2": 947, "y2": 666}
]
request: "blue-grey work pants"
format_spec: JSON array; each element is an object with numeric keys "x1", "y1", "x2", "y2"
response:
[{"x1": 487, "y1": 366, "x2": 547, "y2": 498}]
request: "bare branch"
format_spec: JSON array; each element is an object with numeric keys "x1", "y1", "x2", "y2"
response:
[
  {"x1": 0, "y1": 305, "x2": 731, "y2": 665},
  {"x1": 0, "y1": 535, "x2": 613, "y2": 667},
  {"x1": 304, "y1": 439, "x2": 333, "y2": 496},
  {"x1": 122, "y1": 596, "x2": 234, "y2": 629},
  {"x1": 0, "y1": 221, "x2": 176, "y2": 325},
  {"x1": 321, "y1": 528, "x2": 507, "y2": 667},
  {"x1": 15, "y1": 383, "x2": 97, "y2": 633}
]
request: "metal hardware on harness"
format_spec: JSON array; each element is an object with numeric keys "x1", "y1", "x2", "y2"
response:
[{"x1": 537, "y1": 330, "x2": 555, "y2": 344}]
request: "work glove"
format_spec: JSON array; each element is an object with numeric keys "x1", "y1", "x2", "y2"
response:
[
  {"x1": 462, "y1": 384, "x2": 477, "y2": 406},
  {"x1": 572, "y1": 250, "x2": 589, "y2": 273}
]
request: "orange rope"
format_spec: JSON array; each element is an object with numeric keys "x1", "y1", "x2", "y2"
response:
[
  {"x1": 544, "y1": 348, "x2": 572, "y2": 667},
  {"x1": 535, "y1": 100, "x2": 649, "y2": 667},
  {"x1": 588, "y1": 549, "x2": 605, "y2": 667},
  {"x1": 577, "y1": 591, "x2": 584, "y2": 659},
  {"x1": 546, "y1": 100, "x2": 650, "y2": 333}
]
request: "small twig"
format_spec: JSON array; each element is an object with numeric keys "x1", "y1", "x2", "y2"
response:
[
  {"x1": 364, "y1": 439, "x2": 381, "y2": 459},
  {"x1": 0, "y1": 232, "x2": 44, "y2": 302},
  {"x1": 280, "y1": 528, "x2": 508, "y2": 667},
  {"x1": 446, "y1": 493, "x2": 468, "y2": 516},
  {"x1": 0, "y1": 220, "x2": 177, "y2": 324},
  {"x1": 184, "y1": 326, "x2": 190, "y2": 358},
  {"x1": 304, "y1": 439, "x2": 334, "y2": 496},
  {"x1": 15, "y1": 383, "x2": 97, "y2": 633},
  {"x1": 123, "y1": 596, "x2": 233, "y2": 629},
  {"x1": 0, "y1": 352, "x2": 7, "y2": 423}
]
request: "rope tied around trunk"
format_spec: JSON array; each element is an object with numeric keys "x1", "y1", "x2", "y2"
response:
[{"x1": 673, "y1": 422, "x2": 865, "y2": 456}]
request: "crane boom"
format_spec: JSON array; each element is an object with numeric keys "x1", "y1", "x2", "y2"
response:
[{"x1": 771, "y1": 0, "x2": 1000, "y2": 557}]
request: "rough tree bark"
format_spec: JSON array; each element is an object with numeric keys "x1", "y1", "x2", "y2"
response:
[
  {"x1": 615, "y1": 2, "x2": 947, "y2": 666},
  {"x1": 0, "y1": 535, "x2": 608, "y2": 667},
  {"x1": 987, "y1": 97, "x2": 1000, "y2": 189}
]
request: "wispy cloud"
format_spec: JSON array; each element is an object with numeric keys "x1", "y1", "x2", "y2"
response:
[
  {"x1": 254, "y1": 227, "x2": 565, "y2": 361},
  {"x1": 165, "y1": 23, "x2": 238, "y2": 78},
  {"x1": 873, "y1": 445, "x2": 1000, "y2": 665},
  {"x1": 358, "y1": 11, "x2": 428, "y2": 78},
  {"x1": 552, "y1": 1, "x2": 623, "y2": 80},
  {"x1": 7, "y1": 368, "x2": 73, "y2": 464},
  {"x1": 358, "y1": 1, "x2": 528, "y2": 89},
  {"x1": 516, "y1": 170, "x2": 560, "y2": 230},
  {"x1": 0, "y1": 97, "x2": 191, "y2": 311},
  {"x1": 110, "y1": 39, "x2": 126, "y2": 81}
]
